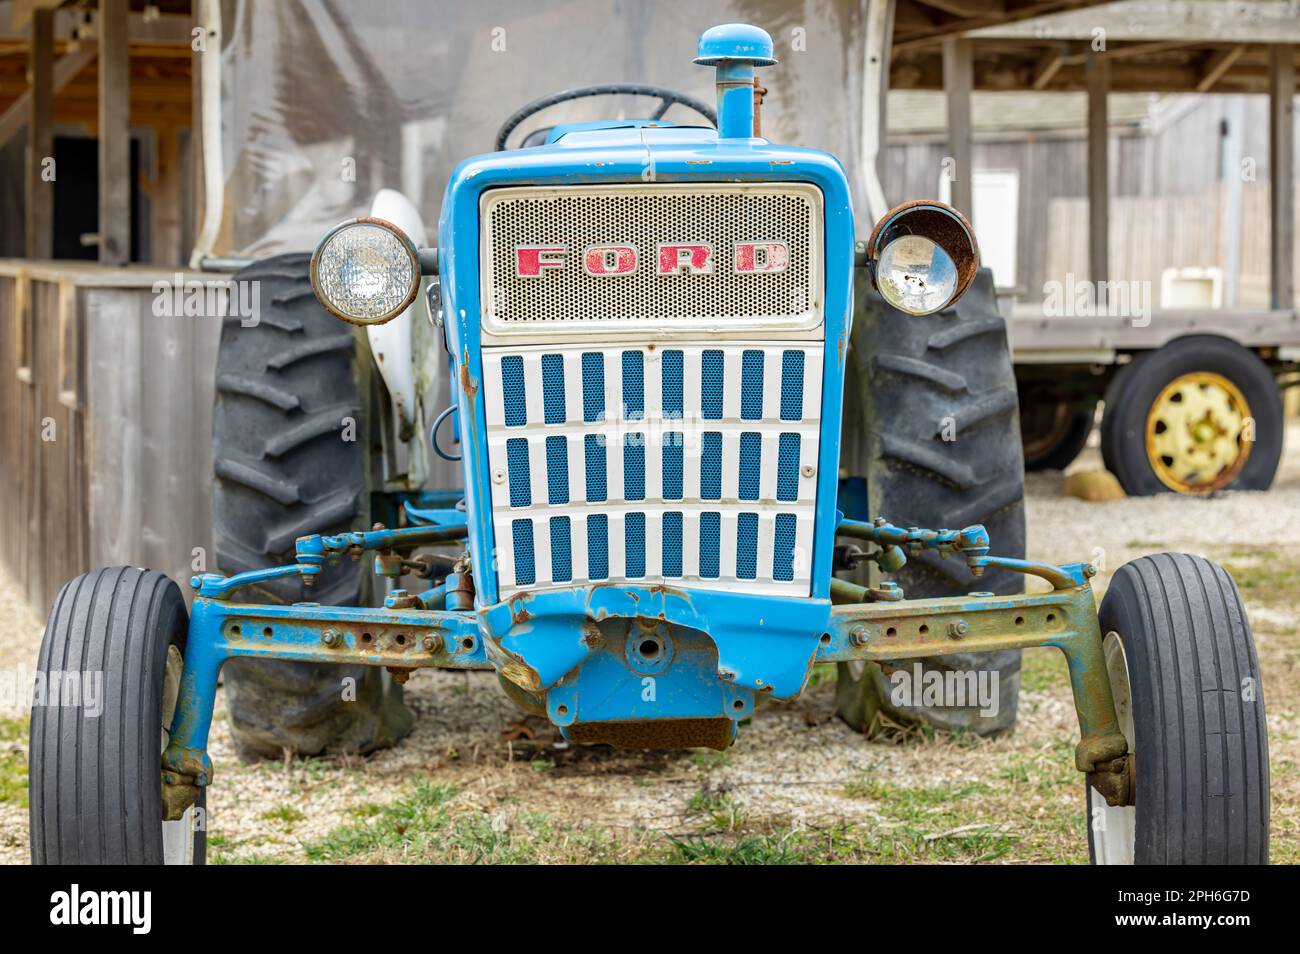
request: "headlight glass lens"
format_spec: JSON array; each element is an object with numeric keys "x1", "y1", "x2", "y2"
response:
[
  {"x1": 313, "y1": 222, "x2": 417, "y2": 324},
  {"x1": 875, "y1": 235, "x2": 959, "y2": 316}
]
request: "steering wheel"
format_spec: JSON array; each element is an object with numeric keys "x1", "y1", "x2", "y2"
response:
[{"x1": 495, "y1": 83, "x2": 717, "y2": 151}]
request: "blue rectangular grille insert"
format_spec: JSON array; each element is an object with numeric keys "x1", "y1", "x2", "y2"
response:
[
  {"x1": 512, "y1": 520, "x2": 535, "y2": 585},
  {"x1": 741, "y1": 350, "x2": 764, "y2": 420},
  {"x1": 739, "y1": 432, "x2": 761, "y2": 500},
  {"x1": 662, "y1": 512, "x2": 682, "y2": 576},
  {"x1": 506, "y1": 438, "x2": 530, "y2": 507},
  {"x1": 582, "y1": 352, "x2": 605, "y2": 422},
  {"x1": 662, "y1": 350, "x2": 683, "y2": 419},
  {"x1": 625, "y1": 512, "x2": 646, "y2": 578},
  {"x1": 545, "y1": 435, "x2": 569, "y2": 504},
  {"x1": 699, "y1": 512, "x2": 720, "y2": 578},
  {"x1": 587, "y1": 514, "x2": 609, "y2": 580},
  {"x1": 502, "y1": 355, "x2": 526, "y2": 427},
  {"x1": 542, "y1": 353, "x2": 565, "y2": 424},
  {"x1": 622, "y1": 350, "x2": 644, "y2": 421},
  {"x1": 773, "y1": 513, "x2": 797, "y2": 581},
  {"x1": 700, "y1": 432, "x2": 722, "y2": 500},
  {"x1": 662, "y1": 432, "x2": 683, "y2": 500},
  {"x1": 701, "y1": 350, "x2": 724, "y2": 420},
  {"x1": 550, "y1": 516, "x2": 572, "y2": 583},
  {"x1": 736, "y1": 512, "x2": 758, "y2": 579},
  {"x1": 584, "y1": 434, "x2": 607, "y2": 502},
  {"x1": 623, "y1": 433, "x2": 645, "y2": 501},
  {"x1": 780, "y1": 350, "x2": 805, "y2": 421},
  {"x1": 777, "y1": 432, "x2": 801, "y2": 502}
]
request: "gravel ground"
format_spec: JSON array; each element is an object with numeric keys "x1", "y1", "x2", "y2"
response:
[{"x1": 1, "y1": 427, "x2": 1297, "y2": 864}]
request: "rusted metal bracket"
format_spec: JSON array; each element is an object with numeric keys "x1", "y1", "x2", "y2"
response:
[{"x1": 823, "y1": 579, "x2": 1131, "y2": 799}]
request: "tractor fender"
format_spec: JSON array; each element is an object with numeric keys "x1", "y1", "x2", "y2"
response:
[{"x1": 365, "y1": 188, "x2": 427, "y2": 431}]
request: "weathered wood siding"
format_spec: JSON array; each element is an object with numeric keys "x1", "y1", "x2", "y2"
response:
[{"x1": 0, "y1": 263, "x2": 220, "y2": 614}]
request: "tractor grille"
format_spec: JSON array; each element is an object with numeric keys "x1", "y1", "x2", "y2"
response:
[
  {"x1": 483, "y1": 343, "x2": 823, "y2": 596},
  {"x1": 480, "y1": 183, "x2": 823, "y2": 331}
]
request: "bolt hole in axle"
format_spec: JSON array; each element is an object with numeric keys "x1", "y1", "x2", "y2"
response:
[{"x1": 361, "y1": 632, "x2": 373, "y2": 644}]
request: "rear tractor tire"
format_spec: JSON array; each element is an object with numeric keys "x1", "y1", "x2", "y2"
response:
[
  {"x1": 838, "y1": 269, "x2": 1026, "y2": 738},
  {"x1": 212, "y1": 253, "x2": 413, "y2": 759}
]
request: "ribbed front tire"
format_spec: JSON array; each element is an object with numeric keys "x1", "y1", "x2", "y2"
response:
[
  {"x1": 1089, "y1": 553, "x2": 1269, "y2": 864},
  {"x1": 30, "y1": 567, "x2": 204, "y2": 865}
]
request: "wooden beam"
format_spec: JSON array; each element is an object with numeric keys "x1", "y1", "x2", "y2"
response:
[
  {"x1": 99, "y1": 0, "x2": 131, "y2": 266},
  {"x1": 912, "y1": 0, "x2": 1001, "y2": 17},
  {"x1": 1268, "y1": 45, "x2": 1295, "y2": 310},
  {"x1": 1031, "y1": 43, "x2": 1068, "y2": 90},
  {"x1": 1197, "y1": 45, "x2": 1246, "y2": 92},
  {"x1": 25, "y1": 8, "x2": 53, "y2": 260},
  {"x1": 1086, "y1": 50, "x2": 1109, "y2": 291},
  {"x1": 943, "y1": 36, "x2": 973, "y2": 219},
  {"x1": 0, "y1": 45, "x2": 97, "y2": 149}
]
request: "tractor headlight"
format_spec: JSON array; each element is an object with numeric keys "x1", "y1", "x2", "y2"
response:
[
  {"x1": 310, "y1": 218, "x2": 420, "y2": 325},
  {"x1": 866, "y1": 201, "x2": 979, "y2": 316}
]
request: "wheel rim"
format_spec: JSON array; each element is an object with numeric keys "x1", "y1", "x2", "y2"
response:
[
  {"x1": 1144, "y1": 371, "x2": 1252, "y2": 492},
  {"x1": 1089, "y1": 632, "x2": 1136, "y2": 864},
  {"x1": 160, "y1": 644, "x2": 197, "y2": 865}
]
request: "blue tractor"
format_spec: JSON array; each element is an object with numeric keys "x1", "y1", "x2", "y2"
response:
[{"x1": 31, "y1": 24, "x2": 1269, "y2": 865}]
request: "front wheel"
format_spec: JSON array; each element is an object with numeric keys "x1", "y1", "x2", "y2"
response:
[
  {"x1": 30, "y1": 567, "x2": 205, "y2": 865},
  {"x1": 1088, "y1": 553, "x2": 1269, "y2": 864}
]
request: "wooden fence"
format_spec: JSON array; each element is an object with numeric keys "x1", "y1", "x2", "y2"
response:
[{"x1": 0, "y1": 262, "x2": 219, "y2": 614}]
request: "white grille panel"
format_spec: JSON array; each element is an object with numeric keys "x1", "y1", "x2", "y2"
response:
[
  {"x1": 481, "y1": 183, "x2": 823, "y2": 333},
  {"x1": 483, "y1": 343, "x2": 823, "y2": 597}
]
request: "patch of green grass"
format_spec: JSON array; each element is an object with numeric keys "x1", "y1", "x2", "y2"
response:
[
  {"x1": 0, "y1": 715, "x2": 29, "y2": 807},
  {"x1": 259, "y1": 804, "x2": 306, "y2": 828},
  {"x1": 666, "y1": 832, "x2": 808, "y2": 864},
  {"x1": 305, "y1": 783, "x2": 566, "y2": 864},
  {"x1": 686, "y1": 788, "x2": 746, "y2": 832},
  {"x1": 528, "y1": 758, "x2": 555, "y2": 773},
  {"x1": 840, "y1": 778, "x2": 988, "y2": 809}
]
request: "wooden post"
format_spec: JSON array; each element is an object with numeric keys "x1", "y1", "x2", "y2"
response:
[
  {"x1": 942, "y1": 36, "x2": 973, "y2": 219},
  {"x1": 1269, "y1": 45, "x2": 1295, "y2": 310},
  {"x1": 1086, "y1": 50, "x2": 1110, "y2": 296},
  {"x1": 98, "y1": 0, "x2": 131, "y2": 266},
  {"x1": 26, "y1": 9, "x2": 54, "y2": 260}
]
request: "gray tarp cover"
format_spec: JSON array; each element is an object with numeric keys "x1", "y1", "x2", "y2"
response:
[{"x1": 219, "y1": 0, "x2": 873, "y2": 256}]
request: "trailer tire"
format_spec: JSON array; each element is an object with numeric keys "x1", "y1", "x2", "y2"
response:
[
  {"x1": 212, "y1": 253, "x2": 413, "y2": 759},
  {"x1": 1021, "y1": 398, "x2": 1094, "y2": 471},
  {"x1": 1100, "y1": 336, "x2": 1282, "y2": 495},
  {"x1": 30, "y1": 567, "x2": 205, "y2": 864},
  {"x1": 837, "y1": 269, "x2": 1025, "y2": 737},
  {"x1": 1088, "y1": 553, "x2": 1269, "y2": 864}
]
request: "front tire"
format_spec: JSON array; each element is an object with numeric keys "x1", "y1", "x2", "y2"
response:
[
  {"x1": 30, "y1": 567, "x2": 205, "y2": 865},
  {"x1": 1089, "y1": 553, "x2": 1269, "y2": 864}
]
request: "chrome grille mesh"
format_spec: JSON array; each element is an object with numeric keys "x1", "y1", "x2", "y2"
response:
[
  {"x1": 483, "y1": 343, "x2": 823, "y2": 597},
  {"x1": 481, "y1": 184, "x2": 822, "y2": 330}
]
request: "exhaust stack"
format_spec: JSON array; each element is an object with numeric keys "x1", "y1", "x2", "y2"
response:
[{"x1": 694, "y1": 23, "x2": 777, "y2": 139}]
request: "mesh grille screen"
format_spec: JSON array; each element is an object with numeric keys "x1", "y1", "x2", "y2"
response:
[{"x1": 482, "y1": 184, "x2": 820, "y2": 328}]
